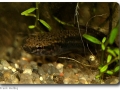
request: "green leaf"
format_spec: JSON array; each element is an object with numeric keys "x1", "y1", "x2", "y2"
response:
[
  {"x1": 28, "y1": 25, "x2": 35, "y2": 29},
  {"x1": 107, "y1": 54, "x2": 112, "y2": 63},
  {"x1": 100, "y1": 65, "x2": 108, "y2": 73},
  {"x1": 83, "y1": 34, "x2": 101, "y2": 44},
  {"x1": 106, "y1": 70, "x2": 113, "y2": 75},
  {"x1": 98, "y1": 66, "x2": 102, "y2": 69},
  {"x1": 113, "y1": 48, "x2": 120, "y2": 56},
  {"x1": 54, "y1": 17, "x2": 74, "y2": 27},
  {"x1": 114, "y1": 66, "x2": 120, "y2": 72},
  {"x1": 24, "y1": 14, "x2": 36, "y2": 17},
  {"x1": 107, "y1": 47, "x2": 116, "y2": 57},
  {"x1": 39, "y1": 19, "x2": 52, "y2": 31},
  {"x1": 21, "y1": 7, "x2": 36, "y2": 15},
  {"x1": 101, "y1": 43, "x2": 105, "y2": 50},
  {"x1": 95, "y1": 74, "x2": 101, "y2": 79},
  {"x1": 109, "y1": 26, "x2": 119, "y2": 44},
  {"x1": 54, "y1": 17, "x2": 66, "y2": 25},
  {"x1": 102, "y1": 37, "x2": 106, "y2": 43}
]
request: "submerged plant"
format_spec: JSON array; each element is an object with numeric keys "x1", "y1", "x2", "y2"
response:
[
  {"x1": 83, "y1": 24, "x2": 119, "y2": 81},
  {"x1": 21, "y1": 2, "x2": 51, "y2": 31}
]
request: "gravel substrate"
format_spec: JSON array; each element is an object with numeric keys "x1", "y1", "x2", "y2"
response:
[{"x1": 0, "y1": 45, "x2": 119, "y2": 84}]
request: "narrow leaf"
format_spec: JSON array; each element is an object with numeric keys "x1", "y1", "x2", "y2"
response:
[
  {"x1": 107, "y1": 54, "x2": 112, "y2": 63},
  {"x1": 113, "y1": 48, "x2": 120, "y2": 56},
  {"x1": 101, "y1": 43, "x2": 105, "y2": 50},
  {"x1": 114, "y1": 66, "x2": 120, "y2": 72},
  {"x1": 109, "y1": 26, "x2": 119, "y2": 44},
  {"x1": 24, "y1": 14, "x2": 36, "y2": 17},
  {"x1": 107, "y1": 47, "x2": 116, "y2": 57},
  {"x1": 54, "y1": 17, "x2": 66, "y2": 25},
  {"x1": 39, "y1": 19, "x2": 52, "y2": 31},
  {"x1": 95, "y1": 74, "x2": 101, "y2": 79},
  {"x1": 106, "y1": 70, "x2": 113, "y2": 75},
  {"x1": 102, "y1": 37, "x2": 106, "y2": 43},
  {"x1": 21, "y1": 7, "x2": 36, "y2": 15},
  {"x1": 83, "y1": 34, "x2": 101, "y2": 44},
  {"x1": 28, "y1": 25, "x2": 35, "y2": 29},
  {"x1": 100, "y1": 65, "x2": 108, "y2": 73},
  {"x1": 54, "y1": 17, "x2": 74, "y2": 26}
]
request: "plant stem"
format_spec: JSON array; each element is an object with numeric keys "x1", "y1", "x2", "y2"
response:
[
  {"x1": 106, "y1": 56, "x2": 119, "y2": 66},
  {"x1": 100, "y1": 3, "x2": 114, "y2": 66},
  {"x1": 35, "y1": 2, "x2": 39, "y2": 27},
  {"x1": 104, "y1": 3, "x2": 113, "y2": 47},
  {"x1": 101, "y1": 50, "x2": 105, "y2": 66}
]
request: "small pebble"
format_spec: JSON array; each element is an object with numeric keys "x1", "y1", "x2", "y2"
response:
[
  {"x1": 19, "y1": 73, "x2": 33, "y2": 84},
  {"x1": 46, "y1": 79, "x2": 56, "y2": 84},
  {"x1": 48, "y1": 66, "x2": 59, "y2": 75},
  {"x1": 41, "y1": 64, "x2": 50, "y2": 72},
  {"x1": 33, "y1": 78, "x2": 41, "y2": 84},
  {"x1": 59, "y1": 73, "x2": 64, "y2": 77},
  {"x1": 0, "y1": 64, "x2": 3, "y2": 70},
  {"x1": 38, "y1": 67, "x2": 45, "y2": 75},
  {"x1": 23, "y1": 68, "x2": 32, "y2": 75},
  {"x1": 21, "y1": 51, "x2": 32, "y2": 61},
  {"x1": 56, "y1": 63, "x2": 64, "y2": 73},
  {"x1": 15, "y1": 63, "x2": 19, "y2": 69},
  {"x1": 48, "y1": 63, "x2": 54, "y2": 66},
  {"x1": 1, "y1": 59, "x2": 10, "y2": 67},
  {"x1": 39, "y1": 76, "x2": 43, "y2": 81},
  {"x1": 30, "y1": 61, "x2": 38, "y2": 70},
  {"x1": 72, "y1": 68, "x2": 79, "y2": 74},
  {"x1": 11, "y1": 68, "x2": 16, "y2": 72},
  {"x1": 3, "y1": 70, "x2": 11, "y2": 80},
  {"x1": 89, "y1": 55, "x2": 96, "y2": 61},
  {"x1": 64, "y1": 69, "x2": 74, "y2": 78},
  {"x1": 8, "y1": 66, "x2": 12, "y2": 69},
  {"x1": 3, "y1": 67, "x2": 9, "y2": 70},
  {"x1": 18, "y1": 59, "x2": 29, "y2": 67},
  {"x1": 110, "y1": 78, "x2": 119, "y2": 84},
  {"x1": 32, "y1": 73, "x2": 39, "y2": 80},
  {"x1": 63, "y1": 78, "x2": 70, "y2": 84},
  {"x1": 11, "y1": 74, "x2": 19, "y2": 84},
  {"x1": 7, "y1": 66, "x2": 16, "y2": 72},
  {"x1": 0, "y1": 72, "x2": 4, "y2": 81},
  {"x1": 12, "y1": 78, "x2": 19, "y2": 84},
  {"x1": 0, "y1": 81, "x2": 5, "y2": 84},
  {"x1": 79, "y1": 77, "x2": 88, "y2": 84}
]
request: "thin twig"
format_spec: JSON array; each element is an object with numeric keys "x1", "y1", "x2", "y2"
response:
[
  {"x1": 85, "y1": 13, "x2": 107, "y2": 33},
  {"x1": 85, "y1": 13, "x2": 107, "y2": 55},
  {"x1": 74, "y1": 3, "x2": 86, "y2": 55},
  {"x1": 58, "y1": 56, "x2": 98, "y2": 68},
  {"x1": 35, "y1": 2, "x2": 40, "y2": 27}
]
